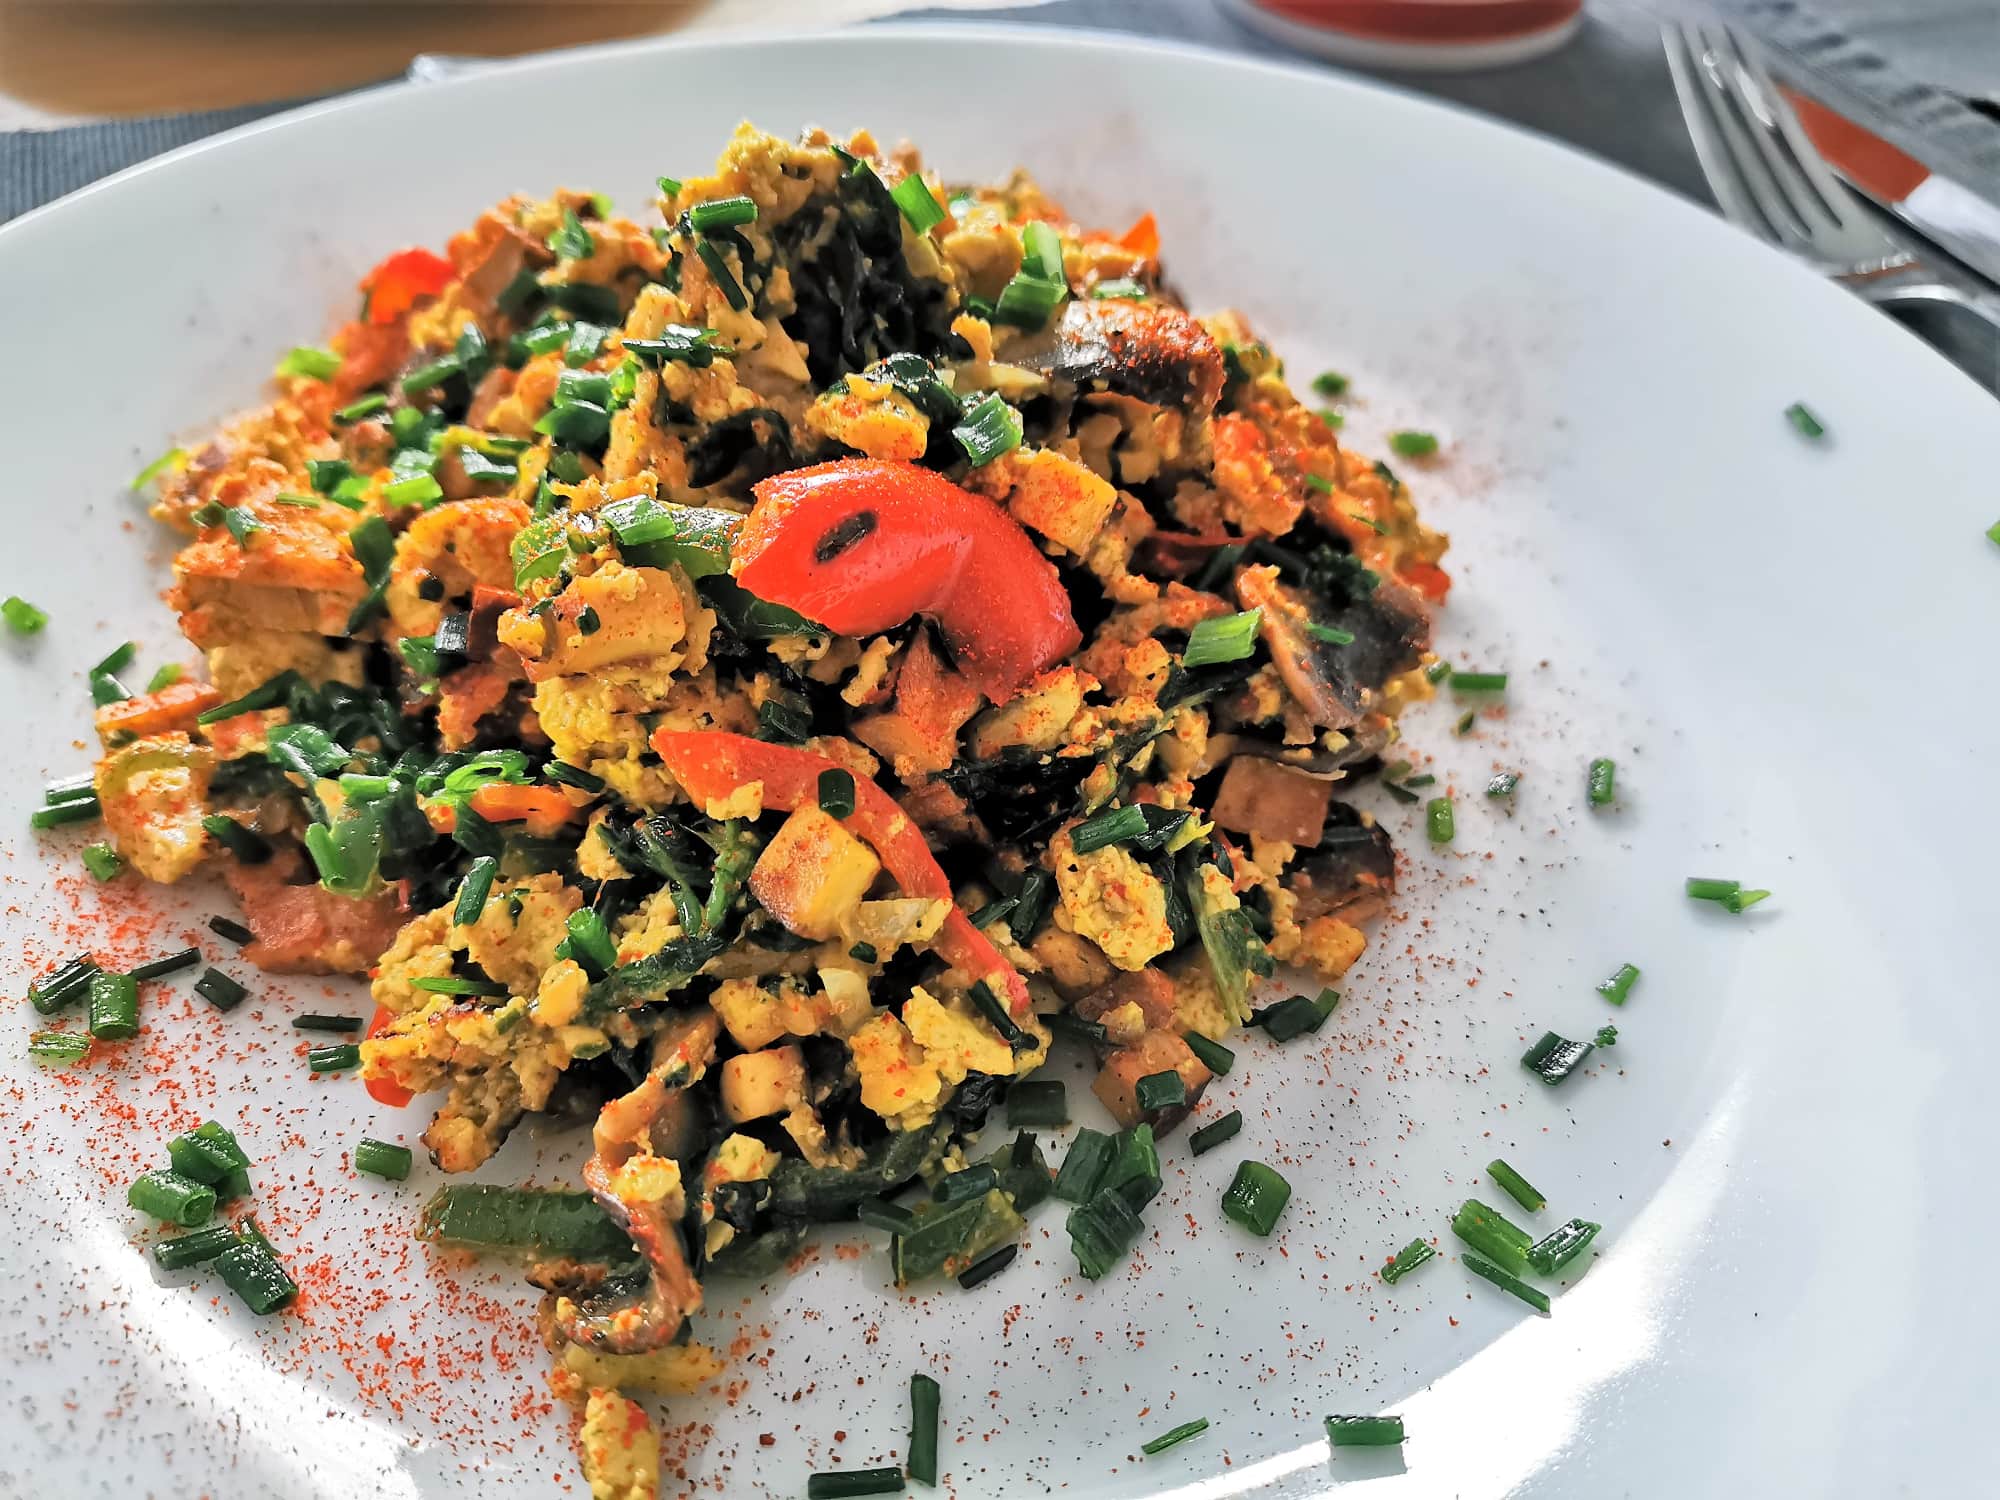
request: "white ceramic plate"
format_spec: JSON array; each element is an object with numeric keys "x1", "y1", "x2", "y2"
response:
[{"x1": 3, "y1": 25, "x2": 1996, "y2": 1500}]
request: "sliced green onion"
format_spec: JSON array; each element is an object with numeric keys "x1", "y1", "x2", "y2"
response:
[
  {"x1": 933, "y1": 1164, "x2": 999, "y2": 1206},
  {"x1": 409, "y1": 975, "x2": 509, "y2": 997},
  {"x1": 695, "y1": 238, "x2": 747, "y2": 311},
  {"x1": 1488, "y1": 1160, "x2": 1545, "y2": 1214},
  {"x1": 28, "y1": 1029, "x2": 90, "y2": 1065},
  {"x1": 292, "y1": 1013, "x2": 362, "y2": 1033},
  {"x1": 1141, "y1": 1418, "x2": 1209, "y2": 1456},
  {"x1": 1486, "y1": 771, "x2": 1520, "y2": 798},
  {"x1": 992, "y1": 268, "x2": 1067, "y2": 329},
  {"x1": 384, "y1": 473, "x2": 444, "y2": 507},
  {"x1": 1182, "y1": 609, "x2": 1263, "y2": 668},
  {"x1": 1006, "y1": 1079, "x2": 1069, "y2": 1127},
  {"x1": 1450, "y1": 671, "x2": 1507, "y2": 693},
  {"x1": 817, "y1": 768, "x2": 856, "y2": 819},
  {"x1": 657, "y1": 175, "x2": 682, "y2": 197},
  {"x1": 207, "y1": 915, "x2": 252, "y2": 946},
  {"x1": 1134, "y1": 1070, "x2": 1186, "y2": 1114},
  {"x1": 128, "y1": 948, "x2": 199, "y2": 982},
  {"x1": 1454, "y1": 708, "x2": 1477, "y2": 735},
  {"x1": 130, "y1": 447, "x2": 187, "y2": 491},
  {"x1": 891, "y1": 173, "x2": 946, "y2": 233},
  {"x1": 43, "y1": 773, "x2": 94, "y2": 805},
  {"x1": 31, "y1": 796, "x2": 101, "y2": 830},
  {"x1": 956, "y1": 1243, "x2": 1017, "y2": 1289},
  {"x1": 1070, "y1": 804, "x2": 1147, "y2": 854},
  {"x1": 969, "y1": 979, "x2": 1032, "y2": 1052},
  {"x1": 1221, "y1": 1160, "x2": 1291, "y2": 1236},
  {"x1": 806, "y1": 1471, "x2": 903, "y2": 1500},
  {"x1": 1182, "y1": 1031, "x2": 1234, "y2": 1075},
  {"x1": 1046, "y1": 1011, "x2": 1108, "y2": 1048},
  {"x1": 1451, "y1": 1198, "x2": 1534, "y2": 1276},
  {"x1": 1988, "y1": 520, "x2": 2000, "y2": 547},
  {"x1": 194, "y1": 968, "x2": 248, "y2": 1013},
  {"x1": 418, "y1": 1185, "x2": 631, "y2": 1257},
  {"x1": 152, "y1": 1223, "x2": 238, "y2": 1270},
  {"x1": 2, "y1": 596, "x2": 48, "y2": 634},
  {"x1": 967, "y1": 895, "x2": 1016, "y2": 930},
  {"x1": 848, "y1": 941, "x2": 879, "y2": 965},
  {"x1": 92, "y1": 641, "x2": 136, "y2": 676},
  {"x1": 1785, "y1": 401, "x2": 1825, "y2": 439},
  {"x1": 952, "y1": 392, "x2": 1024, "y2": 467},
  {"x1": 1312, "y1": 371, "x2": 1350, "y2": 397},
  {"x1": 857, "y1": 1196, "x2": 917, "y2": 1235},
  {"x1": 1326, "y1": 1414, "x2": 1405, "y2": 1447},
  {"x1": 1097, "y1": 1125, "x2": 1161, "y2": 1210},
  {"x1": 1305, "y1": 621, "x2": 1356, "y2": 645},
  {"x1": 1091, "y1": 277, "x2": 1148, "y2": 300},
  {"x1": 354, "y1": 1138, "x2": 414, "y2": 1181},
  {"x1": 400, "y1": 355, "x2": 463, "y2": 396},
  {"x1": 127, "y1": 1169, "x2": 215, "y2": 1228},
  {"x1": 1303, "y1": 473, "x2": 1335, "y2": 494},
  {"x1": 453, "y1": 855, "x2": 499, "y2": 928},
  {"x1": 1379, "y1": 1237, "x2": 1436, "y2": 1285},
  {"x1": 1587, "y1": 757, "x2": 1615, "y2": 806},
  {"x1": 1052, "y1": 1128, "x2": 1114, "y2": 1204},
  {"x1": 547, "y1": 206, "x2": 595, "y2": 261},
  {"x1": 214, "y1": 1235, "x2": 297, "y2": 1315},
  {"x1": 1388, "y1": 430, "x2": 1438, "y2": 457},
  {"x1": 1462, "y1": 1248, "x2": 1551, "y2": 1314},
  {"x1": 1424, "y1": 659, "x2": 1452, "y2": 683},
  {"x1": 1064, "y1": 1189, "x2": 1144, "y2": 1280},
  {"x1": 1685, "y1": 876, "x2": 1740, "y2": 903},
  {"x1": 689, "y1": 195, "x2": 757, "y2": 233},
  {"x1": 1252, "y1": 988, "x2": 1338, "y2": 1042},
  {"x1": 333, "y1": 393, "x2": 388, "y2": 425},
  {"x1": 1189, "y1": 1110, "x2": 1242, "y2": 1157},
  {"x1": 167, "y1": 1132, "x2": 237, "y2": 1186},
  {"x1": 308, "y1": 1043, "x2": 361, "y2": 1073},
  {"x1": 201, "y1": 815, "x2": 271, "y2": 863},
  {"x1": 89, "y1": 671, "x2": 131, "y2": 705},
  {"x1": 1426, "y1": 796, "x2": 1455, "y2": 844},
  {"x1": 908, "y1": 1372, "x2": 941, "y2": 1486},
  {"x1": 1594, "y1": 1024, "x2": 1618, "y2": 1047},
  {"x1": 146, "y1": 662, "x2": 185, "y2": 692},
  {"x1": 81, "y1": 842, "x2": 124, "y2": 880},
  {"x1": 1595, "y1": 962, "x2": 1639, "y2": 1005},
  {"x1": 1526, "y1": 1217, "x2": 1601, "y2": 1275},
  {"x1": 29, "y1": 955, "x2": 97, "y2": 1014},
  {"x1": 1521, "y1": 1030, "x2": 1593, "y2": 1085},
  {"x1": 276, "y1": 345, "x2": 341, "y2": 381},
  {"x1": 1724, "y1": 887, "x2": 1771, "y2": 913},
  {"x1": 87, "y1": 971, "x2": 139, "y2": 1039}
]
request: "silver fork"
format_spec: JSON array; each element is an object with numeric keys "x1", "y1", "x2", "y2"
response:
[{"x1": 1665, "y1": 20, "x2": 2000, "y2": 380}]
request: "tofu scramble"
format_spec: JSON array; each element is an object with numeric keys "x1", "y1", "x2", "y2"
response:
[{"x1": 103, "y1": 123, "x2": 1450, "y2": 1496}]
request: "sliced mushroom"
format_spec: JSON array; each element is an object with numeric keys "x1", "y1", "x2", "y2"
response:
[
  {"x1": 1287, "y1": 802, "x2": 1397, "y2": 925},
  {"x1": 1011, "y1": 299, "x2": 1225, "y2": 415},
  {"x1": 1209, "y1": 756, "x2": 1335, "y2": 846},
  {"x1": 1235, "y1": 564, "x2": 1428, "y2": 730},
  {"x1": 552, "y1": 1152, "x2": 704, "y2": 1355}
]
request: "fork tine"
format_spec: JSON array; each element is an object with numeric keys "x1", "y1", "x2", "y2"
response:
[
  {"x1": 1685, "y1": 24, "x2": 1822, "y2": 249},
  {"x1": 1723, "y1": 27, "x2": 1861, "y2": 225},
  {"x1": 1699, "y1": 25, "x2": 1845, "y2": 240},
  {"x1": 1663, "y1": 24, "x2": 1775, "y2": 241}
]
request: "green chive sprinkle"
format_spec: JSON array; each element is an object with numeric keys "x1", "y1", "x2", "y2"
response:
[
  {"x1": 308, "y1": 1043, "x2": 361, "y2": 1073},
  {"x1": 1221, "y1": 1160, "x2": 1291, "y2": 1236},
  {"x1": 1451, "y1": 1197, "x2": 1534, "y2": 1276},
  {"x1": 354, "y1": 1138, "x2": 414, "y2": 1181},
  {"x1": 848, "y1": 941, "x2": 879, "y2": 965},
  {"x1": 333, "y1": 393, "x2": 388, "y2": 425},
  {"x1": 908, "y1": 1372, "x2": 941, "y2": 1486},
  {"x1": 28, "y1": 1029, "x2": 90, "y2": 1065},
  {"x1": 1988, "y1": 520, "x2": 2000, "y2": 547},
  {"x1": 1450, "y1": 671, "x2": 1507, "y2": 693},
  {"x1": 1521, "y1": 1030, "x2": 1593, "y2": 1085},
  {"x1": 1188, "y1": 1110, "x2": 1242, "y2": 1156},
  {"x1": 131, "y1": 447, "x2": 188, "y2": 491},
  {"x1": 1487, "y1": 1159, "x2": 1545, "y2": 1213},
  {"x1": 1594, "y1": 1024, "x2": 1618, "y2": 1047},
  {"x1": 31, "y1": 796, "x2": 101, "y2": 831},
  {"x1": 1426, "y1": 796, "x2": 1455, "y2": 844},
  {"x1": 152, "y1": 1223, "x2": 238, "y2": 1270},
  {"x1": 1595, "y1": 962, "x2": 1639, "y2": 1005},
  {"x1": 951, "y1": 392, "x2": 1024, "y2": 468},
  {"x1": 1486, "y1": 771, "x2": 1520, "y2": 798},
  {"x1": 453, "y1": 855, "x2": 499, "y2": 928},
  {"x1": 275, "y1": 345, "x2": 341, "y2": 381},
  {"x1": 1142, "y1": 1418, "x2": 1210, "y2": 1456},
  {"x1": 410, "y1": 975, "x2": 508, "y2": 997},
  {"x1": 1587, "y1": 757, "x2": 1615, "y2": 806},
  {"x1": 1305, "y1": 621, "x2": 1356, "y2": 646},
  {"x1": 146, "y1": 662, "x2": 184, "y2": 692},
  {"x1": 1684, "y1": 876, "x2": 1739, "y2": 903},
  {"x1": 688, "y1": 195, "x2": 757, "y2": 233},
  {"x1": 1182, "y1": 1031, "x2": 1234, "y2": 1075},
  {"x1": 1389, "y1": 430, "x2": 1438, "y2": 457},
  {"x1": 87, "y1": 971, "x2": 139, "y2": 1040},
  {"x1": 128, "y1": 948, "x2": 199, "y2": 982},
  {"x1": 1526, "y1": 1217, "x2": 1601, "y2": 1275},
  {"x1": 1724, "y1": 887, "x2": 1772, "y2": 913},
  {"x1": 817, "y1": 768, "x2": 856, "y2": 819},
  {"x1": 1463, "y1": 1248, "x2": 1551, "y2": 1313},
  {"x1": 193, "y1": 967, "x2": 248, "y2": 1012},
  {"x1": 1311, "y1": 371, "x2": 1349, "y2": 397},
  {"x1": 891, "y1": 173, "x2": 947, "y2": 233},
  {"x1": 1379, "y1": 1237, "x2": 1435, "y2": 1285},
  {"x1": 1424, "y1": 659, "x2": 1452, "y2": 683},
  {"x1": 1183, "y1": 609, "x2": 1264, "y2": 668},
  {"x1": 1784, "y1": 401, "x2": 1825, "y2": 439},
  {"x1": 1091, "y1": 277, "x2": 1148, "y2": 300},
  {"x1": 126, "y1": 1169, "x2": 215, "y2": 1228},
  {"x1": 292, "y1": 1013, "x2": 362, "y2": 1033},
  {"x1": 1326, "y1": 1414, "x2": 1405, "y2": 1447},
  {"x1": 81, "y1": 842, "x2": 124, "y2": 881},
  {"x1": 806, "y1": 1469, "x2": 903, "y2": 1499},
  {"x1": 3, "y1": 596, "x2": 49, "y2": 634}
]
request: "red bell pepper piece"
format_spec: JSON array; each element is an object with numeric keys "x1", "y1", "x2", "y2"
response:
[
  {"x1": 361, "y1": 246, "x2": 456, "y2": 326},
  {"x1": 1400, "y1": 559, "x2": 1452, "y2": 604},
  {"x1": 362, "y1": 1003, "x2": 414, "y2": 1108},
  {"x1": 732, "y1": 459, "x2": 1081, "y2": 704},
  {"x1": 650, "y1": 729, "x2": 1033, "y2": 1018},
  {"x1": 1117, "y1": 210, "x2": 1160, "y2": 261}
]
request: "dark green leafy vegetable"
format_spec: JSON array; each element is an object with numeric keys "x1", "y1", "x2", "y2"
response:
[
  {"x1": 1005, "y1": 1080, "x2": 1068, "y2": 1127},
  {"x1": 1065, "y1": 1189, "x2": 1144, "y2": 1280}
]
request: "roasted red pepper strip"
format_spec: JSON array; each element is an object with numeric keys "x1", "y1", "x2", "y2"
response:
[
  {"x1": 362, "y1": 1003, "x2": 414, "y2": 1108},
  {"x1": 361, "y1": 246, "x2": 456, "y2": 326},
  {"x1": 732, "y1": 459, "x2": 1081, "y2": 704},
  {"x1": 650, "y1": 730, "x2": 1033, "y2": 1017}
]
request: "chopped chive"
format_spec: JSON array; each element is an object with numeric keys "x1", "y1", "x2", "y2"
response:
[
  {"x1": 848, "y1": 941, "x2": 879, "y2": 965},
  {"x1": 214, "y1": 1235, "x2": 297, "y2": 1315},
  {"x1": 128, "y1": 948, "x2": 200, "y2": 982},
  {"x1": 1486, "y1": 771, "x2": 1520, "y2": 798},
  {"x1": 1462, "y1": 1248, "x2": 1551, "y2": 1314},
  {"x1": 543, "y1": 760, "x2": 606, "y2": 794},
  {"x1": 1521, "y1": 1030, "x2": 1593, "y2": 1085},
  {"x1": 92, "y1": 641, "x2": 136, "y2": 676},
  {"x1": 1070, "y1": 804, "x2": 1147, "y2": 854},
  {"x1": 87, "y1": 971, "x2": 139, "y2": 1039},
  {"x1": 1251, "y1": 988, "x2": 1338, "y2": 1042},
  {"x1": 689, "y1": 195, "x2": 757, "y2": 233},
  {"x1": 292, "y1": 1013, "x2": 362, "y2": 1033},
  {"x1": 909, "y1": 1372, "x2": 941, "y2": 1486},
  {"x1": 194, "y1": 967, "x2": 249, "y2": 1013},
  {"x1": 1527, "y1": 1217, "x2": 1601, "y2": 1275},
  {"x1": 1380, "y1": 1237, "x2": 1435, "y2": 1285},
  {"x1": 354, "y1": 1138, "x2": 414, "y2": 1181},
  {"x1": 453, "y1": 855, "x2": 499, "y2": 928},
  {"x1": 146, "y1": 662, "x2": 185, "y2": 692},
  {"x1": 1182, "y1": 1031, "x2": 1234, "y2": 1075},
  {"x1": 1724, "y1": 887, "x2": 1771, "y2": 913},
  {"x1": 1065, "y1": 1184, "x2": 1146, "y2": 1279},
  {"x1": 891, "y1": 173, "x2": 947, "y2": 233},
  {"x1": 1305, "y1": 621, "x2": 1356, "y2": 645},
  {"x1": 1426, "y1": 796, "x2": 1454, "y2": 844},
  {"x1": 333, "y1": 393, "x2": 388, "y2": 425},
  {"x1": 384, "y1": 473, "x2": 443, "y2": 507},
  {"x1": 1052, "y1": 1128, "x2": 1114, "y2": 1204},
  {"x1": 81, "y1": 842, "x2": 124, "y2": 881},
  {"x1": 127, "y1": 1169, "x2": 215, "y2": 1228},
  {"x1": 152, "y1": 1223, "x2": 238, "y2": 1270},
  {"x1": 1402, "y1": 773, "x2": 1435, "y2": 788},
  {"x1": 1311, "y1": 371, "x2": 1349, "y2": 397},
  {"x1": 44, "y1": 773, "x2": 95, "y2": 805},
  {"x1": 1221, "y1": 1160, "x2": 1291, "y2": 1236},
  {"x1": 1091, "y1": 277, "x2": 1148, "y2": 300},
  {"x1": 29, "y1": 955, "x2": 98, "y2": 1014},
  {"x1": 969, "y1": 979, "x2": 1033, "y2": 1052},
  {"x1": 409, "y1": 975, "x2": 509, "y2": 997},
  {"x1": 1424, "y1": 659, "x2": 1452, "y2": 683},
  {"x1": 1684, "y1": 876, "x2": 1739, "y2": 903},
  {"x1": 547, "y1": 206, "x2": 595, "y2": 261},
  {"x1": 1189, "y1": 1110, "x2": 1242, "y2": 1156},
  {"x1": 1593, "y1": 1024, "x2": 1618, "y2": 1047},
  {"x1": 1045, "y1": 1012, "x2": 1108, "y2": 1048},
  {"x1": 207, "y1": 915, "x2": 254, "y2": 946},
  {"x1": 1451, "y1": 1198, "x2": 1534, "y2": 1276},
  {"x1": 1006, "y1": 1079, "x2": 1069, "y2": 1127},
  {"x1": 1373, "y1": 459, "x2": 1400, "y2": 491},
  {"x1": 275, "y1": 345, "x2": 341, "y2": 381},
  {"x1": 1141, "y1": 1417, "x2": 1209, "y2": 1456},
  {"x1": 28, "y1": 1029, "x2": 90, "y2": 1065},
  {"x1": 1182, "y1": 608, "x2": 1263, "y2": 668},
  {"x1": 90, "y1": 670, "x2": 132, "y2": 706},
  {"x1": 31, "y1": 796, "x2": 101, "y2": 830},
  {"x1": 1454, "y1": 709, "x2": 1477, "y2": 735},
  {"x1": 1487, "y1": 1160, "x2": 1545, "y2": 1214},
  {"x1": 816, "y1": 768, "x2": 856, "y2": 819},
  {"x1": 657, "y1": 175, "x2": 682, "y2": 197},
  {"x1": 933, "y1": 1164, "x2": 999, "y2": 1206},
  {"x1": 1303, "y1": 472, "x2": 1335, "y2": 495},
  {"x1": 1784, "y1": 401, "x2": 1825, "y2": 439},
  {"x1": 1008, "y1": 867, "x2": 1053, "y2": 946},
  {"x1": 806, "y1": 1469, "x2": 904, "y2": 1499},
  {"x1": 1134, "y1": 1070, "x2": 1186, "y2": 1114},
  {"x1": 1450, "y1": 671, "x2": 1507, "y2": 693},
  {"x1": 695, "y1": 239, "x2": 747, "y2": 311},
  {"x1": 1587, "y1": 757, "x2": 1615, "y2": 806},
  {"x1": 1327, "y1": 1414, "x2": 1405, "y2": 1447},
  {"x1": 1989, "y1": 520, "x2": 2000, "y2": 547},
  {"x1": 130, "y1": 447, "x2": 187, "y2": 491},
  {"x1": 1389, "y1": 430, "x2": 1438, "y2": 457},
  {"x1": 308, "y1": 1043, "x2": 361, "y2": 1073},
  {"x1": 956, "y1": 1243, "x2": 1017, "y2": 1290},
  {"x1": 201, "y1": 815, "x2": 272, "y2": 863},
  {"x1": 400, "y1": 356, "x2": 463, "y2": 396},
  {"x1": 167, "y1": 1132, "x2": 236, "y2": 1186},
  {"x1": 1317, "y1": 406, "x2": 1344, "y2": 429},
  {"x1": 952, "y1": 392, "x2": 1024, "y2": 467},
  {"x1": 857, "y1": 1196, "x2": 917, "y2": 1234},
  {"x1": 1595, "y1": 962, "x2": 1639, "y2": 1005}
]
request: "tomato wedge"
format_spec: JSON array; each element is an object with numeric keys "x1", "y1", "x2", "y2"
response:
[
  {"x1": 362, "y1": 1003, "x2": 414, "y2": 1108},
  {"x1": 361, "y1": 246, "x2": 455, "y2": 326}
]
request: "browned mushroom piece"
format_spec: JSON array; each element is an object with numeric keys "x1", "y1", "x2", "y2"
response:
[
  {"x1": 551, "y1": 1152, "x2": 705, "y2": 1355},
  {"x1": 1234, "y1": 564, "x2": 1429, "y2": 730},
  {"x1": 1287, "y1": 804, "x2": 1397, "y2": 925},
  {"x1": 1092, "y1": 1029, "x2": 1213, "y2": 1136},
  {"x1": 1208, "y1": 755, "x2": 1336, "y2": 846},
  {"x1": 1012, "y1": 298, "x2": 1226, "y2": 415}
]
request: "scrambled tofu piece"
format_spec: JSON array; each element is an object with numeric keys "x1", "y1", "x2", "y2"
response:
[
  {"x1": 170, "y1": 513, "x2": 367, "y2": 649},
  {"x1": 1050, "y1": 826, "x2": 1175, "y2": 972},
  {"x1": 385, "y1": 496, "x2": 530, "y2": 637},
  {"x1": 577, "y1": 1388, "x2": 659, "y2": 1500},
  {"x1": 749, "y1": 806, "x2": 881, "y2": 941},
  {"x1": 205, "y1": 630, "x2": 365, "y2": 699},
  {"x1": 718, "y1": 1044, "x2": 807, "y2": 1123},
  {"x1": 708, "y1": 972, "x2": 872, "y2": 1051},
  {"x1": 554, "y1": 1342, "x2": 725, "y2": 1402},
  {"x1": 849, "y1": 1011, "x2": 947, "y2": 1130},
  {"x1": 94, "y1": 734, "x2": 214, "y2": 884},
  {"x1": 964, "y1": 446, "x2": 1119, "y2": 556},
  {"x1": 903, "y1": 986, "x2": 1049, "y2": 1083},
  {"x1": 967, "y1": 665, "x2": 1089, "y2": 759},
  {"x1": 453, "y1": 873, "x2": 583, "y2": 995},
  {"x1": 805, "y1": 374, "x2": 930, "y2": 462}
]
